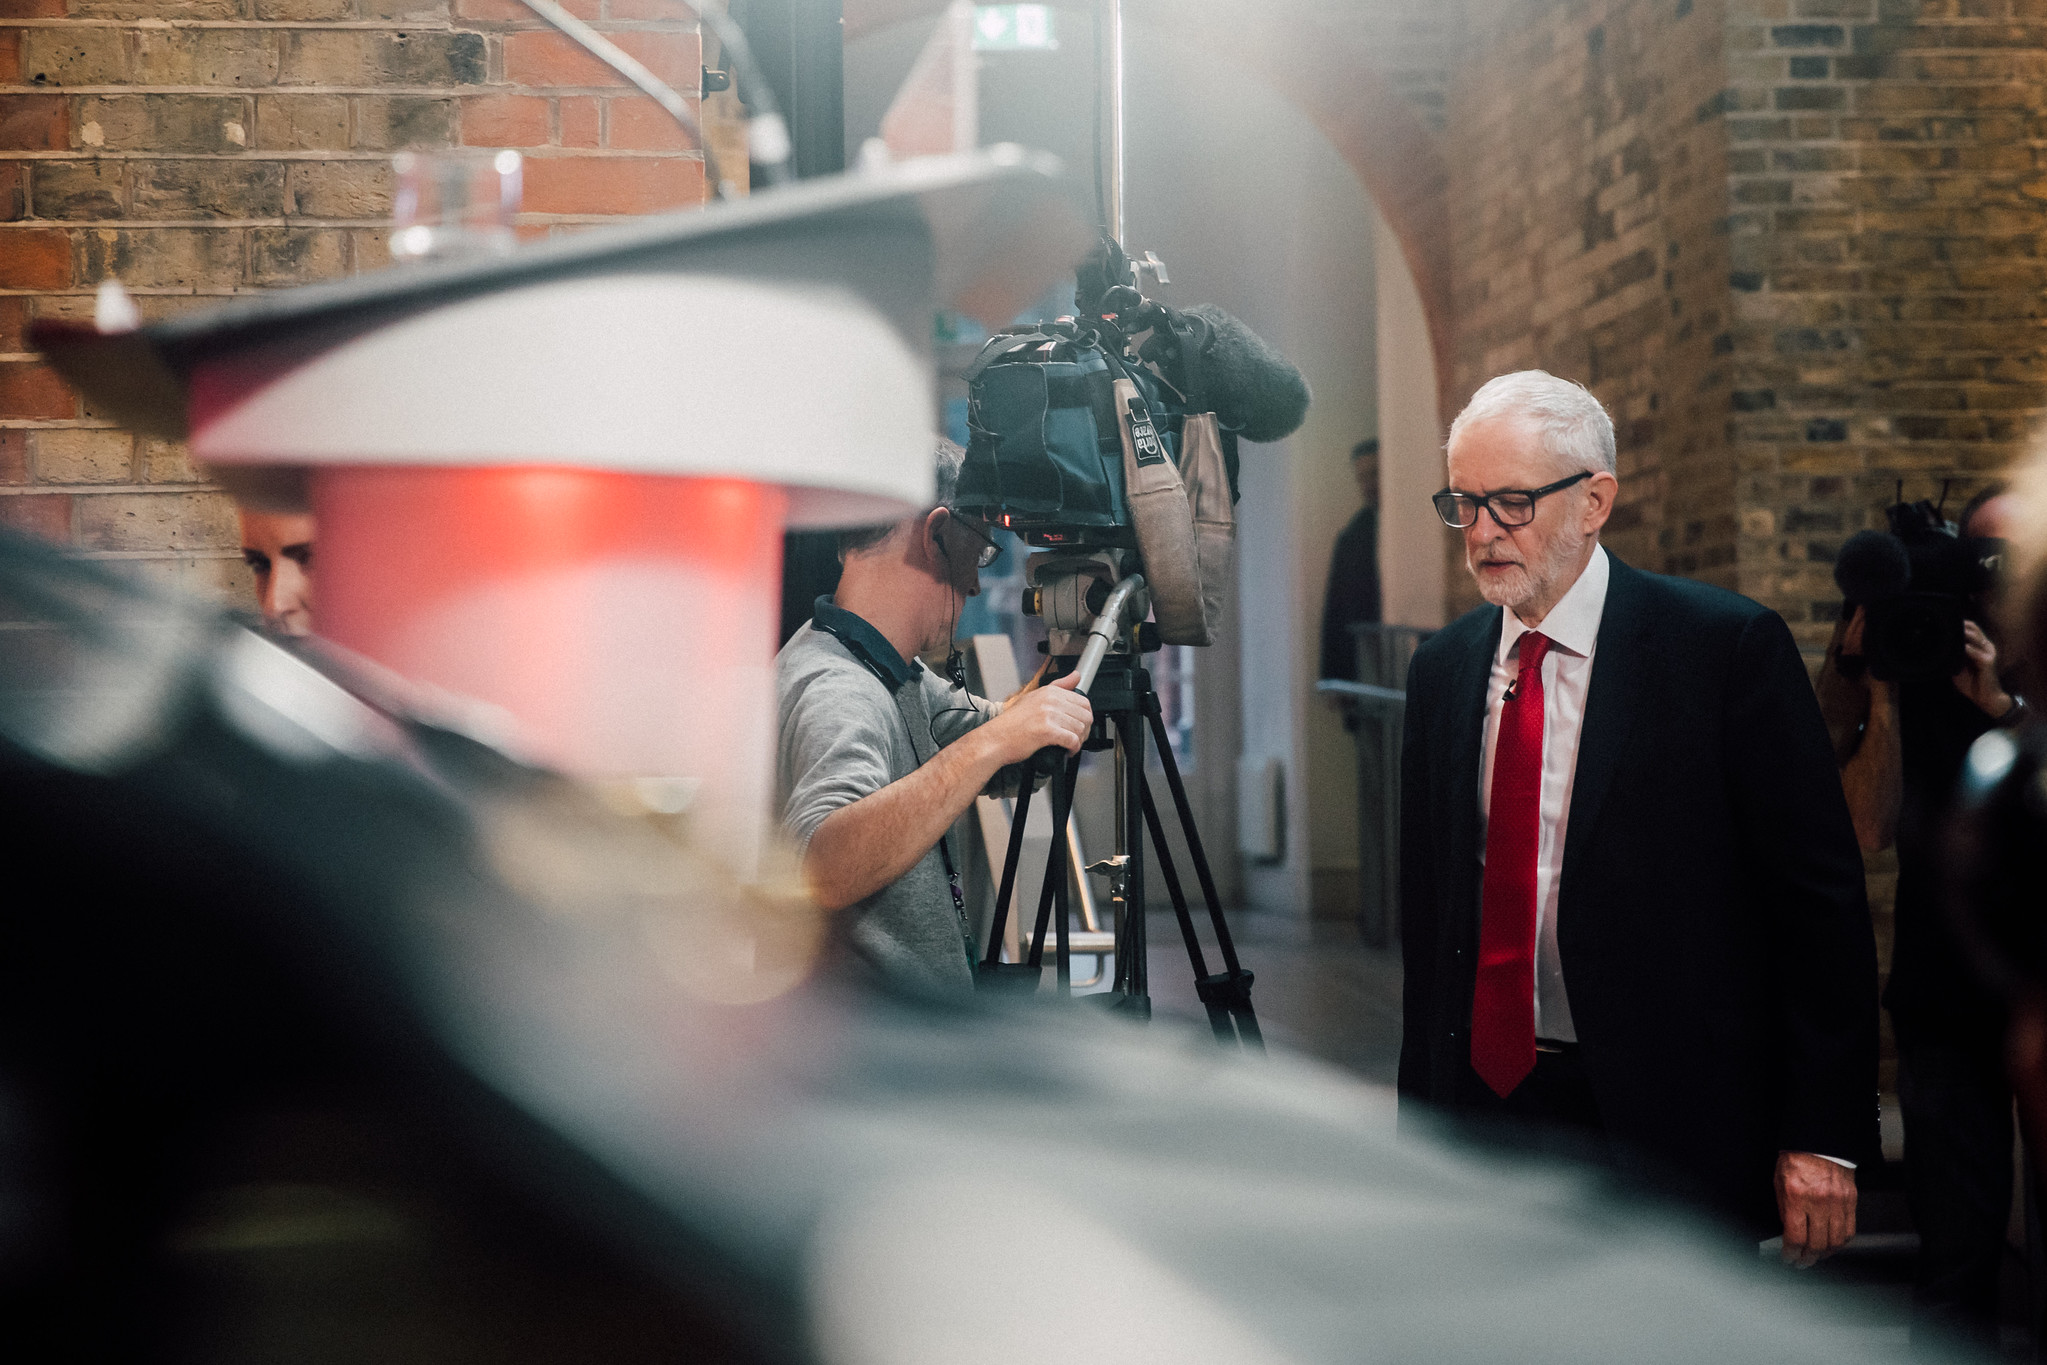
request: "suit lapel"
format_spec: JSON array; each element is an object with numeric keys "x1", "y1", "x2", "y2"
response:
[
  {"x1": 1446, "y1": 606, "x2": 1502, "y2": 934},
  {"x1": 1563, "y1": 554, "x2": 1647, "y2": 889}
]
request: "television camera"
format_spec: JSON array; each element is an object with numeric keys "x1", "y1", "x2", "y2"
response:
[
  {"x1": 1834, "y1": 488, "x2": 2004, "y2": 682},
  {"x1": 956, "y1": 241, "x2": 1309, "y2": 1041}
]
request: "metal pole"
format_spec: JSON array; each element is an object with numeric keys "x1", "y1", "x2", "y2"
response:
[
  {"x1": 1113, "y1": 708, "x2": 1129, "y2": 986},
  {"x1": 516, "y1": 0, "x2": 706, "y2": 153},
  {"x1": 1123, "y1": 680, "x2": 1147, "y2": 1008},
  {"x1": 513, "y1": 0, "x2": 793, "y2": 195},
  {"x1": 1105, "y1": 0, "x2": 1125, "y2": 242}
]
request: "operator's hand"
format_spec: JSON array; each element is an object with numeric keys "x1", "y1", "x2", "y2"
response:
[
  {"x1": 1834, "y1": 603, "x2": 1896, "y2": 716},
  {"x1": 1952, "y1": 619, "x2": 2014, "y2": 718},
  {"x1": 1840, "y1": 605, "x2": 1867, "y2": 658},
  {"x1": 1776, "y1": 1151, "x2": 1857, "y2": 1269},
  {"x1": 979, "y1": 671, "x2": 1092, "y2": 764}
]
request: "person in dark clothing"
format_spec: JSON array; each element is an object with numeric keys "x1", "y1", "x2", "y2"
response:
[
  {"x1": 1319, "y1": 438, "x2": 1382, "y2": 682},
  {"x1": 1400, "y1": 372, "x2": 1875, "y2": 1263},
  {"x1": 1825, "y1": 483, "x2": 2026, "y2": 1357}
]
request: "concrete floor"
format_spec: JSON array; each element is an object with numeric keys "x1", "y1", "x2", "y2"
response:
[{"x1": 1141, "y1": 909, "x2": 1404, "y2": 1085}]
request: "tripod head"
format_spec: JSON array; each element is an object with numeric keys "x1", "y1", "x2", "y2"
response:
[
  {"x1": 1022, "y1": 550, "x2": 1163, "y2": 666},
  {"x1": 1024, "y1": 550, "x2": 1131, "y2": 657},
  {"x1": 1022, "y1": 557, "x2": 1149, "y2": 778}
]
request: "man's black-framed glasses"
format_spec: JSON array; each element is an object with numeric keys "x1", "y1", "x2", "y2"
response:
[
  {"x1": 943, "y1": 508, "x2": 1003, "y2": 568},
  {"x1": 1432, "y1": 471, "x2": 1594, "y2": 530}
]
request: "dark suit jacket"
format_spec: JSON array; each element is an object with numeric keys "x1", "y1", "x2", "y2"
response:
[{"x1": 1397, "y1": 553, "x2": 1878, "y2": 1228}]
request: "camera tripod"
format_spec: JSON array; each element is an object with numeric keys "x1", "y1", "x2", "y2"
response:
[{"x1": 979, "y1": 648, "x2": 1262, "y2": 1050}]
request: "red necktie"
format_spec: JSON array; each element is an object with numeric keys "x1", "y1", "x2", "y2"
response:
[{"x1": 1472, "y1": 630, "x2": 1552, "y2": 1098}]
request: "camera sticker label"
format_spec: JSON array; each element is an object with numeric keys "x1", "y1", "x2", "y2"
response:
[{"x1": 1126, "y1": 396, "x2": 1168, "y2": 467}]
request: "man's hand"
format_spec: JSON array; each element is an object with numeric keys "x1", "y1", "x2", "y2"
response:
[
  {"x1": 1817, "y1": 607, "x2": 1874, "y2": 764},
  {"x1": 973, "y1": 671, "x2": 1093, "y2": 766},
  {"x1": 1952, "y1": 619, "x2": 2014, "y2": 719},
  {"x1": 1775, "y1": 1151, "x2": 1856, "y2": 1268},
  {"x1": 1840, "y1": 604, "x2": 1867, "y2": 658},
  {"x1": 802, "y1": 674, "x2": 1090, "y2": 913},
  {"x1": 1828, "y1": 604, "x2": 1903, "y2": 851}
]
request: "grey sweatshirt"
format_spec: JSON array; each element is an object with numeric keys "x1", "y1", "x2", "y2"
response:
[{"x1": 775, "y1": 599, "x2": 1005, "y2": 992}]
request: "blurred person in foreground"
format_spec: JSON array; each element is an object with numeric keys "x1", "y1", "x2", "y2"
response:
[
  {"x1": 775, "y1": 439, "x2": 1092, "y2": 992},
  {"x1": 1319, "y1": 437, "x2": 1382, "y2": 685},
  {"x1": 238, "y1": 506, "x2": 315, "y2": 637},
  {"x1": 1399, "y1": 370, "x2": 1878, "y2": 1264},
  {"x1": 0, "y1": 518, "x2": 1961, "y2": 1364},
  {"x1": 1820, "y1": 482, "x2": 2025, "y2": 1356}
]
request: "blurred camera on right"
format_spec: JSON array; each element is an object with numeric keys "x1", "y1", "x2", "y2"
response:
[{"x1": 1833, "y1": 492, "x2": 2005, "y2": 682}]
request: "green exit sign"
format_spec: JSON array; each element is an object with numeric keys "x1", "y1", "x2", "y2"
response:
[{"x1": 973, "y1": 4, "x2": 1058, "y2": 51}]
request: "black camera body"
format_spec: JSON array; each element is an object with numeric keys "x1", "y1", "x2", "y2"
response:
[
  {"x1": 953, "y1": 239, "x2": 1308, "y2": 547},
  {"x1": 953, "y1": 239, "x2": 1310, "y2": 649},
  {"x1": 1834, "y1": 498, "x2": 2002, "y2": 682},
  {"x1": 954, "y1": 317, "x2": 1162, "y2": 548}
]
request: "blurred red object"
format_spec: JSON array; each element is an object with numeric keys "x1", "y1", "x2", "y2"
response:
[{"x1": 316, "y1": 465, "x2": 785, "y2": 855}]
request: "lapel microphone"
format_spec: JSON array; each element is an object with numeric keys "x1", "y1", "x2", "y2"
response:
[{"x1": 1504, "y1": 676, "x2": 1520, "y2": 702}]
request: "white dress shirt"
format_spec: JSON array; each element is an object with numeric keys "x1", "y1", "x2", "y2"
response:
[
  {"x1": 1477, "y1": 544, "x2": 1609, "y2": 1044},
  {"x1": 1470, "y1": 545, "x2": 1855, "y2": 1171}
]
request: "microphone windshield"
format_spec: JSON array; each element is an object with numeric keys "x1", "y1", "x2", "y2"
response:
[
  {"x1": 1184, "y1": 304, "x2": 1310, "y2": 443},
  {"x1": 1834, "y1": 529, "x2": 1912, "y2": 605}
]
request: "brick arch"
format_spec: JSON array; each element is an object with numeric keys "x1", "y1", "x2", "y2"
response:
[{"x1": 843, "y1": 0, "x2": 1455, "y2": 415}]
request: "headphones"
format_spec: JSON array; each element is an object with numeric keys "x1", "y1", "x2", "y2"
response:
[{"x1": 929, "y1": 511, "x2": 971, "y2": 691}]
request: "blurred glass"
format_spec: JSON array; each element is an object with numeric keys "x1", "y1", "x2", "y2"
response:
[{"x1": 389, "y1": 149, "x2": 522, "y2": 265}]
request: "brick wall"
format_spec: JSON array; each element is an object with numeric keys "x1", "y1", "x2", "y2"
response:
[
  {"x1": 1721, "y1": 0, "x2": 2047, "y2": 653},
  {"x1": 0, "y1": 0, "x2": 706, "y2": 601},
  {"x1": 1715, "y1": 0, "x2": 2047, "y2": 1046},
  {"x1": 1346, "y1": 0, "x2": 1452, "y2": 132},
  {"x1": 1439, "y1": 0, "x2": 2047, "y2": 642},
  {"x1": 1444, "y1": 0, "x2": 1737, "y2": 617}
]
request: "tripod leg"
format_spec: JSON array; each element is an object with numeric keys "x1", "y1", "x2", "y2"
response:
[
  {"x1": 1121, "y1": 706, "x2": 1148, "y2": 1009},
  {"x1": 983, "y1": 779, "x2": 1033, "y2": 968},
  {"x1": 1144, "y1": 694, "x2": 1263, "y2": 1049},
  {"x1": 1142, "y1": 777, "x2": 1233, "y2": 1043},
  {"x1": 1055, "y1": 753, "x2": 1078, "y2": 993},
  {"x1": 1144, "y1": 696, "x2": 1239, "y2": 970},
  {"x1": 1230, "y1": 996, "x2": 1265, "y2": 1049},
  {"x1": 1024, "y1": 776, "x2": 1062, "y2": 969},
  {"x1": 1025, "y1": 754, "x2": 1080, "y2": 988}
]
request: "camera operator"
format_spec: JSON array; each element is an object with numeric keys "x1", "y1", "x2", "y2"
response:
[
  {"x1": 775, "y1": 440, "x2": 1092, "y2": 993},
  {"x1": 1823, "y1": 482, "x2": 2024, "y2": 1355}
]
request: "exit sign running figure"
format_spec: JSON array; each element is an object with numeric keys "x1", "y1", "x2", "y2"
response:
[{"x1": 973, "y1": 4, "x2": 1058, "y2": 51}]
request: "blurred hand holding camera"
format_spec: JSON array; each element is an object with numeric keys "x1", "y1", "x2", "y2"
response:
[
  {"x1": 1952, "y1": 619, "x2": 2012, "y2": 719},
  {"x1": 1830, "y1": 606, "x2": 1902, "y2": 855}
]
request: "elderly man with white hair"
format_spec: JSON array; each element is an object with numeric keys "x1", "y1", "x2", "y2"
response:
[{"x1": 1398, "y1": 371, "x2": 1878, "y2": 1264}]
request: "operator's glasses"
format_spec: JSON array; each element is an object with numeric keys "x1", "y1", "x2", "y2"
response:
[
  {"x1": 945, "y1": 508, "x2": 1004, "y2": 568},
  {"x1": 1432, "y1": 471, "x2": 1593, "y2": 530}
]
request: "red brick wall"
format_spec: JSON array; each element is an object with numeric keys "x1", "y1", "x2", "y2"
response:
[
  {"x1": 1722, "y1": 0, "x2": 2047, "y2": 653},
  {"x1": 1436, "y1": 0, "x2": 2047, "y2": 645},
  {"x1": 0, "y1": 0, "x2": 706, "y2": 601},
  {"x1": 1444, "y1": 0, "x2": 1736, "y2": 618}
]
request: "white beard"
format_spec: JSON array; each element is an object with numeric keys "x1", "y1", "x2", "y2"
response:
[{"x1": 1469, "y1": 522, "x2": 1589, "y2": 617}]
